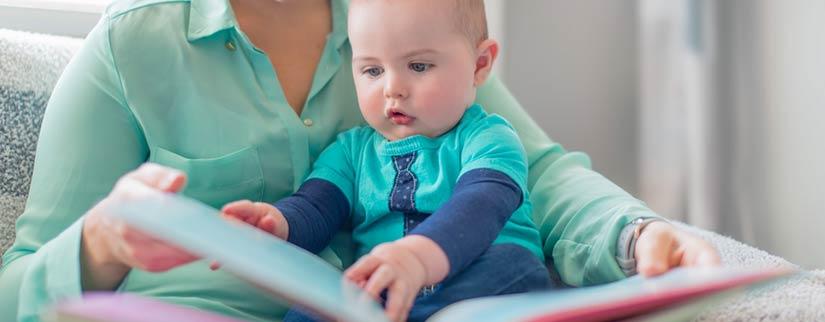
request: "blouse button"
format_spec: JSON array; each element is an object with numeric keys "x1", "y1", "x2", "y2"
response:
[
  {"x1": 225, "y1": 40, "x2": 236, "y2": 51},
  {"x1": 303, "y1": 118, "x2": 314, "y2": 127}
]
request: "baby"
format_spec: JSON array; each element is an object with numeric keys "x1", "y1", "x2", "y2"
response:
[{"x1": 222, "y1": 0, "x2": 551, "y2": 321}]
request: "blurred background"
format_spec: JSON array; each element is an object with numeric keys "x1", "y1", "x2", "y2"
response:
[{"x1": 1, "y1": 0, "x2": 824, "y2": 268}]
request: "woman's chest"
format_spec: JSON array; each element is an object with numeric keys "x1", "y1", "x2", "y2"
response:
[{"x1": 120, "y1": 57, "x2": 361, "y2": 207}]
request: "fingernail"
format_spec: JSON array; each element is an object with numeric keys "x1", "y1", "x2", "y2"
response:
[
  {"x1": 164, "y1": 172, "x2": 184, "y2": 190},
  {"x1": 161, "y1": 175, "x2": 176, "y2": 188}
]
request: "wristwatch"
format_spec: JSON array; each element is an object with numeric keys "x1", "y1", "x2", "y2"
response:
[{"x1": 616, "y1": 217, "x2": 668, "y2": 276}]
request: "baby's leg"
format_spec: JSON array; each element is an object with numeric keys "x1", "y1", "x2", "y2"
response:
[
  {"x1": 282, "y1": 308, "x2": 327, "y2": 322},
  {"x1": 408, "y1": 243, "x2": 555, "y2": 322}
]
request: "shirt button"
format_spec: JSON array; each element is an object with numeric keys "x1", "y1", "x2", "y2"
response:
[
  {"x1": 225, "y1": 41, "x2": 236, "y2": 51},
  {"x1": 303, "y1": 118, "x2": 314, "y2": 127}
]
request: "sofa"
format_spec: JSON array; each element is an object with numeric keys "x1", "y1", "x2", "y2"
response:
[{"x1": 1, "y1": 28, "x2": 824, "y2": 321}]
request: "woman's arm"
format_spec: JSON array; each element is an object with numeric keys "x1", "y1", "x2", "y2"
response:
[
  {"x1": 475, "y1": 75, "x2": 658, "y2": 286},
  {"x1": 0, "y1": 15, "x2": 147, "y2": 320}
]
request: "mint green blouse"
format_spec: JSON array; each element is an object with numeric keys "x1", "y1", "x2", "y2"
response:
[{"x1": 0, "y1": 0, "x2": 658, "y2": 321}]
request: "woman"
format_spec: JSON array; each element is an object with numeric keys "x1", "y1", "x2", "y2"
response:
[{"x1": 0, "y1": 0, "x2": 718, "y2": 321}]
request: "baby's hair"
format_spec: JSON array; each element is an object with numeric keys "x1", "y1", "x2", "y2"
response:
[
  {"x1": 350, "y1": 0, "x2": 489, "y2": 46},
  {"x1": 453, "y1": 0, "x2": 489, "y2": 46}
]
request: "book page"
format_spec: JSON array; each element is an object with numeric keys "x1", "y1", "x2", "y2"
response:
[
  {"x1": 105, "y1": 192, "x2": 388, "y2": 322},
  {"x1": 429, "y1": 266, "x2": 793, "y2": 322}
]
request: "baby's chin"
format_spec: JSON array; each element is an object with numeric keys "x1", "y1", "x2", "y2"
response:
[{"x1": 378, "y1": 126, "x2": 448, "y2": 142}]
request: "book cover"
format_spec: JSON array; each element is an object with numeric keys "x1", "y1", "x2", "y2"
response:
[
  {"x1": 100, "y1": 192, "x2": 387, "y2": 322},
  {"x1": 45, "y1": 292, "x2": 245, "y2": 322},
  {"x1": 74, "y1": 191, "x2": 792, "y2": 322}
]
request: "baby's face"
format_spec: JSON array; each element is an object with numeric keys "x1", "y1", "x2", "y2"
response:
[{"x1": 349, "y1": 0, "x2": 478, "y2": 141}]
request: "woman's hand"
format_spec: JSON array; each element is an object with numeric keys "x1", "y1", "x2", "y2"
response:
[
  {"x1": 634, "y1": 221, "x2": 721, "y2": 276},
  {"x1": 344, "y1": 241, "x2": 429, "y2": 322},
  {"x1": 81, "y1": 163, "x2": 199, "y2": 290}
]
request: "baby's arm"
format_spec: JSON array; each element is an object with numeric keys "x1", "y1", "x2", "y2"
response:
[
  {"x1": 344, "y1": 168, "x2": 523, "y2": 321},
  {"x1": 408, "y1": 168, "x2": 523, "y2": 279}
]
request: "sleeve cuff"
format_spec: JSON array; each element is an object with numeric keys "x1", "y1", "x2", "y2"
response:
[
  {"x1": 615, "y1": 217, "x2": 668, "y2": 276},
  {"x1": 17, "y1": 218, "x2": 86, "y2": 320}
]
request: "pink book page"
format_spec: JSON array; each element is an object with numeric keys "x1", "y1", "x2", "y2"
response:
[
  {"x1": 46, "y1": 292, "x2": 245, "y2": 322},
  {"x1": 526, "y1": 267, "x2": 792, "y2": 322},
  {"x1": 430, "y1": 266, "x2": 795, "y2": 322}
]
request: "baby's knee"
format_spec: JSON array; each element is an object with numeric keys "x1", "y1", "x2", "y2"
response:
[{"x1": 475, "y1": 244, "x2": 552, "y2": 293}]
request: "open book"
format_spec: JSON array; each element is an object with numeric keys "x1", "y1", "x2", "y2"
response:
[{"x1": 47, "y1": 192, "x2": 794, "y2": 322}]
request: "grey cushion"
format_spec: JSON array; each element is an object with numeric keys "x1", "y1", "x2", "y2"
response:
[
  {"x1": 678, "y1": 223, "x2": 825, "y2": 321},
  {"x1": 0, "y1": 29, "x2": 82, "y2": 254},
  {"x1": 0, "y1": 195, "x2": 26, "y2": 255}
]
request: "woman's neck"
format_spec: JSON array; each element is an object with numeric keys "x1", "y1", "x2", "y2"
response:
[{"x1": 231, "y1": 0, "x2": 329, "y2": 17}]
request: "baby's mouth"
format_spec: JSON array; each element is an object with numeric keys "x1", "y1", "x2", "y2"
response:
[{"x1": 387, "y1": 108, "x2": 415, "y2": 125}]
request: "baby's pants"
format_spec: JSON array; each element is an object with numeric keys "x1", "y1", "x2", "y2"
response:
[{"x1": 284, "y1": 243, "x2": 554, "y2": 322}]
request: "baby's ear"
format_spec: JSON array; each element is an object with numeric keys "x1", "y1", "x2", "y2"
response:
[{"x1": 473, "y1": 39, "x2": 499, "y2": 87}]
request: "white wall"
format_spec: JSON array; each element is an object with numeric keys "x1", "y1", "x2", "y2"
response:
[
  {"x1": 498, "y1": 0, "x2": 640, "y2": 195},
  {"x1": 497, "y1": 0, "x2": 825, "y2": 269},
  {"x1": 752, "y1": 0, "x2": 825, "y2": 269}
]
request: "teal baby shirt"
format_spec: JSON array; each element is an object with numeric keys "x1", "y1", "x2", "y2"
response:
[{"x1": 306, "y1": 104, "x2": 544, "y2": 260}]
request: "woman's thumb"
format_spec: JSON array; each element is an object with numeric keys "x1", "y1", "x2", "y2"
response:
[{"x1": 159, "y1": 171, "x2": 187, "y2": 193}]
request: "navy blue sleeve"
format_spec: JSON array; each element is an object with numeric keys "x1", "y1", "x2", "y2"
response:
[
  {"x1": 409, "y1": 168, "x2": 523, "y2": 279},
  {"x1": 275, "y1": 178, "x2": 351, "y2": 254}
]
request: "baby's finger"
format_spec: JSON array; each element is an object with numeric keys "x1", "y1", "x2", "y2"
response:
[
  {"x1": 364, "y1": 265, "x2": 395, "y2": 300},
  {"x1": 385, "y1": 281, "x2": 411, "y2": 322},
  {"x1": 257, "y1": 213, "x2": 277, "y2": 235},
  {"x1": 221, "y1": 200, "x2": 261, "y2": 224},
  {"x1": 345, "y1": 256, "x2": 382, "y2": 283}
]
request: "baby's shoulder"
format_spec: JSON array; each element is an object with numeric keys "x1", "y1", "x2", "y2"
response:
[
  {"x1": 457, "y1": 105, "x2": 519, "y2": 141},
  {"x1": 329, "y1": 125, "x2": 380, "y2": 153},
  {"x1": 335, "y1": 125, "x2": 377, "y2": 142}
]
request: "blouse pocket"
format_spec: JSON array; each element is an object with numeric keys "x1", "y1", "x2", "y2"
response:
[{"x1": 149, "y1": 146, "x2": 265, "y2": 208}]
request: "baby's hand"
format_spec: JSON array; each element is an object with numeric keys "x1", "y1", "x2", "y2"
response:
[
  {"x1": 221, "y1": 200, "x2": 288, "y2": 239},
  {"x1": 345, "y1": 241, "x2": 428, "y2": 322},
  {"x1": 210, "y1": 201, "x2": 289, "y2": 271}
]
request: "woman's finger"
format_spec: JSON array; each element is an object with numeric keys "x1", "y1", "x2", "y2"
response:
[
  {"x1": 129, "y1": 240, "x2": 198, "y2": 272},
  {"x1": 676, "y1": 233, "x2": 720, "y2": 267},
  {"x1": 128, "y1": 163, "x2": 187, "y2": 193},
  {"x1": 695, "y1": 248, "x2": 721, "y2": 266},
  {"x1": 635, "y1": 224, "x2": 676, "y2": 276},
  {"x1": 117, "y1": 224, "x2": 198, "y2": 272}
]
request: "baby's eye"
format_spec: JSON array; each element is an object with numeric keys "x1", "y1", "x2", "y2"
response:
[
  {"x1": 364, "y1": 67, "x2": 384, "y2": 77},
  {"x1": 409, "y1": 63, "x2": 431, "y2": 73}
]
